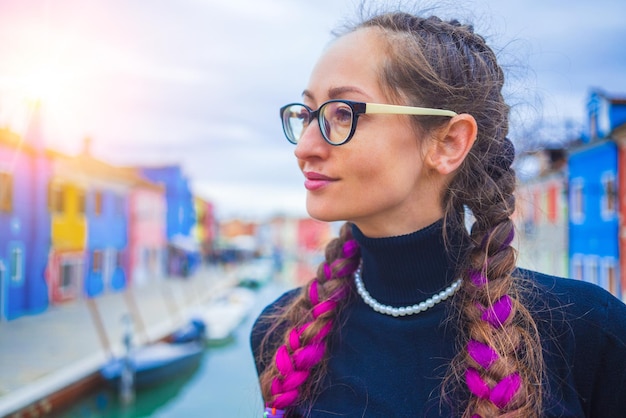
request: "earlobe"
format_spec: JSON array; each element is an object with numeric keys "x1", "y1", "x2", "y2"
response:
[{"x1": 426, "y1": 114, "x2": 477, "y2": 175}]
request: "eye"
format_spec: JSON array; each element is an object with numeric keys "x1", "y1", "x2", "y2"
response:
[
  {"x1": 294, "y1": 106, "x2": 310, "y2": 124},
  {"x1": 325, "y1": 102, "x2": 353, "y2": 126}
]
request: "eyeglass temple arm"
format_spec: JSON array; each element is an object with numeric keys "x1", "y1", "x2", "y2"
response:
[{"x1": 365, "y1": 103, "x2": 457, "y2": 117}]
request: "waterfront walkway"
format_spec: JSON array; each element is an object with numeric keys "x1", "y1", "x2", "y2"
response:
[{"x1": 0, "y1": 266, "x2": 237, "y2": 417}]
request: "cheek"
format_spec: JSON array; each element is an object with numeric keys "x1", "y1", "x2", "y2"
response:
[
  {"x1": 344, "y1": 121, "x2": 423, "y2": 187},
  {"x1": 356, "y1": 138, "x2": 422, "y2": 178},
  {"x1": 352, "y1": 153, "x2": 419, "y2": 196}
]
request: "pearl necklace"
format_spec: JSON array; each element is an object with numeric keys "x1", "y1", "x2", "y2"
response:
[{"x1": 354, "y1": 267, "x2": 462, "y2": 317}]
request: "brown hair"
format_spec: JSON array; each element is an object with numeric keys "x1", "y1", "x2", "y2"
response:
[{"x1": 259, "y1": 11, "x2": 544, "y2": 418}]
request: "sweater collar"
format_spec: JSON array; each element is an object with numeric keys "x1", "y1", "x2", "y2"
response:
[{"x1": 351, "y1": 219, "x2": 466, "y2": 306}]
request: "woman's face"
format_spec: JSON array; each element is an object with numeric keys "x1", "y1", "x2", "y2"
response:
[{"x1": 294, "y1": 28, "x2": 445, "y2": 237}]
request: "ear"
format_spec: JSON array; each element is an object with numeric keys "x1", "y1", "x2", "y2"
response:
[{"x1": 424, "y1": 114, "x2": 477, "y2": 175}]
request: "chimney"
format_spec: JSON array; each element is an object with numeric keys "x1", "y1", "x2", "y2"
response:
[
  {"x1": 24, "y1": 99, "x2": 45, "y2": 151},
  {"x1": 82, "y1": 136, "x2": 92, "y2": 156}
]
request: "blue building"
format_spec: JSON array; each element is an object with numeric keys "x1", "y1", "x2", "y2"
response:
[
  {"x1": 53, "y1": 144, "x2": 147, "y2": 298},
  {"x1": 585, "y1": 89, "x2": 626, "y2": 142},
  {"x1": 84, "y1": 181, "x2": 129, "y2": 297},
  {"x1": 0, "y1": 121, "x2": 51, "y2": 320},
  {"x1": 140, "y1": 165, "x2": 199, "y2": 277},
  {"x1": 568, "y1": 90, "x2": 622, "y2": 296}
]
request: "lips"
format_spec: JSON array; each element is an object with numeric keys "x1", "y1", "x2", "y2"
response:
[{"x1": 303, "y1": 171, "x2": 336, "y2": 191}]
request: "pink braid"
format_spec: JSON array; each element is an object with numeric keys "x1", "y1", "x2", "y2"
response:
[
  {"x1": 464, "y1": 268, "x2": 520, "y2": 416},
  {"x1": 265, "y1": 240, "x2": 360, "y2": 416}
]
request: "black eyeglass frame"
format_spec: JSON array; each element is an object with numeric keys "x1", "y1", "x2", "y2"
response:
[{"x1": 279, "y1": 99, "x2": 457, "y2": 146}]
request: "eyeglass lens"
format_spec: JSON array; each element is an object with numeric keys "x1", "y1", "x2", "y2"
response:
[{"x1": 283, "y1": 102, "x2": 354, "y2": 145}]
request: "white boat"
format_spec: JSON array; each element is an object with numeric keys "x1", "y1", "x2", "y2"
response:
[{"x1": 189, "y1": 287, "x2": 256, "y2": 345}]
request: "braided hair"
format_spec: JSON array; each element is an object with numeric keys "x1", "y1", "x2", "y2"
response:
[
  {"x1": 260, "y1": 11, "x2": 544, "y2": 418},
  {"x1": 359, "y1": 13, "x2": 543, "y2": 416},
  {"x1": 260, "y1": 224, "x2": 360, "y2": 415}
]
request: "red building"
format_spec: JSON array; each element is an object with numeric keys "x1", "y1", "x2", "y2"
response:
[
  {"x1": 615, "y1": 123, "x2": 626, "y2": 301},
  {"x1": 128, "y1": 184, "x2": 167, "y2": 286}
]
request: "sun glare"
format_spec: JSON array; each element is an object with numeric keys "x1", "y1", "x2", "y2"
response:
[
  {"x1": 18, "y1": 62, "x2": 73, "y2": 105},
  {"x1": 4, "y1": 59, "x2": 77, "y2": 141},
  {"x1": 0, "y1": 25, "x2": 94, "y2": 149}
]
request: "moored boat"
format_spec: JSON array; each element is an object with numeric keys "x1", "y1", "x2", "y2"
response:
[
  {"x1": 100, "y1": 341, "x2": 204, "y2": 389},
  {"x1": 190, "y1": 286, "x2": 257, "y2": 345}
]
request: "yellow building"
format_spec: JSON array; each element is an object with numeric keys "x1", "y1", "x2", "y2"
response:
[
  {"x1": 49, "y1": 181, "x2": 87, "y2": 251},
  {"x1": 46, "y1": 148, "x2": 97, "y2": 302},
  {"x1": 193, "y1": 196, "x2": 216, "y2": 262}
]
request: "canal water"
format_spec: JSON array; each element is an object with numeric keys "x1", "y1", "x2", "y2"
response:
[{"x1": 57, "y1": 281, "x2": 289, "y2": 417}]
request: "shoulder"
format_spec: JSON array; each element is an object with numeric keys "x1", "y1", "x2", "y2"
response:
[
  {"x1": 251, "y1": 287, "x2": 301, "y2": 338},
  {"x1": 516, "y1": 270, "x2": 626, "y2": 414},
  {"x1": 254, "y1": 287, "x2": 302, "y2": 324},
  {"x1": 516, "y1": 268, "x2": 626, "y2": 343},
  {"x1": 249, "y1": 287, "x2": 303, "y2": 373}
]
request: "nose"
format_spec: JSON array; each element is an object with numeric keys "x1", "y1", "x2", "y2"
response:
[{"x1": 294, "y1": 118, "x2": 330, "y2": 161}]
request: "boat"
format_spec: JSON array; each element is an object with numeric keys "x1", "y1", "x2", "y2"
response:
[
  {"x1": 169, "y1": 317, "x2": 207, "y2": 344},
  {"x1": 189, "y1": 286, "x2": 256, "y2": 345},
  {"x1": 100, "y1": 340, "x2": 204, "y2": 389},
  {"x1": 237, "y1": 257, "x2": 274, "y2": 289}
]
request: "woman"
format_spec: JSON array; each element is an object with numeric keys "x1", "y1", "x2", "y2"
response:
[{"x1": 251, "y1": 9, "x2": 626, "y2": 417}]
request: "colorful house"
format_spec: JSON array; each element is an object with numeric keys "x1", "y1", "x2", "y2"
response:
[
  {"x1": 140, "y1": 165, "x2": 199, "y2": 277},
  {"x1": 515, "y1": 150, "x2": 569, "y2": 278},
  {"x1": 52, "y1": 143, "x2": 165, "y2": 298},
  {"x1": 128, "y1": 183, "x2": 167, "y2": 286},
  {"x1": 47, "y1": 153, "x2": 89, "y2": 303},
  {"x1": 584, "y1": 90, "x2": 626, "y2": 142},
  {"x1": 193, "y1": 196, "x2": 217, "y2": 264},
  {"x1": 261, "y1": 216, "x2": 335, "y2": 286},
  {"x1": 76, "y1": 150, "x2": 129, "y2": 297},
  {"x1": 0, "y1": 125, "x2": 51, "y2": 320},
  {"x1": 612, "y1": 121, "x2": 626, "y2": 302},
  {"x1": 296, "y1": 218, "x2": 333, "y2": 283},
  {"x1": 567, "y1": 90, "x2": 624, "y2": 297}
]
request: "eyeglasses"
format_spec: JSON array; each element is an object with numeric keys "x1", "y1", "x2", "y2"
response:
[{"x1": 279, "y1": 99, "x2": 457, "y2": 146}]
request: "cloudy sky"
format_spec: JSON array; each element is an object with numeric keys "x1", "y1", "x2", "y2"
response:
[{"x1": 1, "y1": 0, "x2": 625, "y2": 220}]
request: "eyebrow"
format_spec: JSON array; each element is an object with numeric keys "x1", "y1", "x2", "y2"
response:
[{"x1": 302, "y1": 86, "x2": 371, "y2": 102}]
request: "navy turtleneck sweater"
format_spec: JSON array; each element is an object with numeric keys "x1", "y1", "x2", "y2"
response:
[
  {"x1": 353, "y1": 221, "x2": 464, "y2": 306},
  {"x1": 251, "y1": 221, "x2": 626, "y2": 417}
]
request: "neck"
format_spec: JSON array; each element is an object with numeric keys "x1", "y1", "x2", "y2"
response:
[{"x1": 351, "y1": 219, "x2": 467, "y2": 306}]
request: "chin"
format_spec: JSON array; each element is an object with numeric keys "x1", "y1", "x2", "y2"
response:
[{"x1": 306, "y1": 199, "x2": 346, "y2": 223}]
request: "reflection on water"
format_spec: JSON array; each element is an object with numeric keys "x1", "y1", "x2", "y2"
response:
[
  {"x1": 56, "y1": 282, "x2": 288, "y2": 418},
  {"x1": 58, "y1": 364, "x2": 204, "y2": 418}
]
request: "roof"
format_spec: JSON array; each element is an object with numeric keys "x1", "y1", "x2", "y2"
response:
[
  {"x1": 590, "y1": 88, "x2": 626, "y2": 105},
  {"x1": 0, "y1": 128, "x2": 38, "y2": 155},
  {"x1": 48, "y1": 149, "x2": 163, "y2": 191}
]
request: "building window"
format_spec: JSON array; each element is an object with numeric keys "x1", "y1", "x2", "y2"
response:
[
  {"x1": 532, "y1": 189, "x2": 542, "y2": 225},
  {"x1": 585, "y1": 256, "x2": 599, "y2": 285},
  {"x1": 77, "y1": 190, "x2": 86, "y2": 214},
  {"x1": 570, "y1": 178, "x2": 585, "y2": 224},
  {"x1": 52, "y1": 185, "x2": 64, "y2": 214},
  {"x1": 601, "y1": 172, "x2": 617, "y2": 220},
  {"x1": 92, "y1": 250, "x2": 103, "y2": 273},
  {"x1": 0, "y1": 172, "x2": 13, "y2": 213},
  {"x1": 94, "y1": 191, "x2": 103, "y2": 216},
  {"x1": 547, "y1": 184, "x2": 558, "y2": 224},
  {"x1": 602, "y1": 258, "x2": 619, "y2": 296},
  {"x1": 589, "y1": 112, "x2": 597, "y2": 139},
  {"x1": 115, "y1": 195, "x2": 125, "y2": 215},
  {"x1": 571, "y1": 254, "x2": 584, "y2": 281},
  {"x1": 47, "y1": 181, "x2": 53, "y2": 211},
  {"x1": 10, "y1": 246, "x2": 23, "y2": 283},
  {"x1": 116, "y1": 250, "x2": 124, "y2": 268},
  {"x1": 60, "y1": 258, "x2": 83, "y2": 294},
  {"x1": 61, "y1": 264, "x2": 73, "y2": 289}
]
